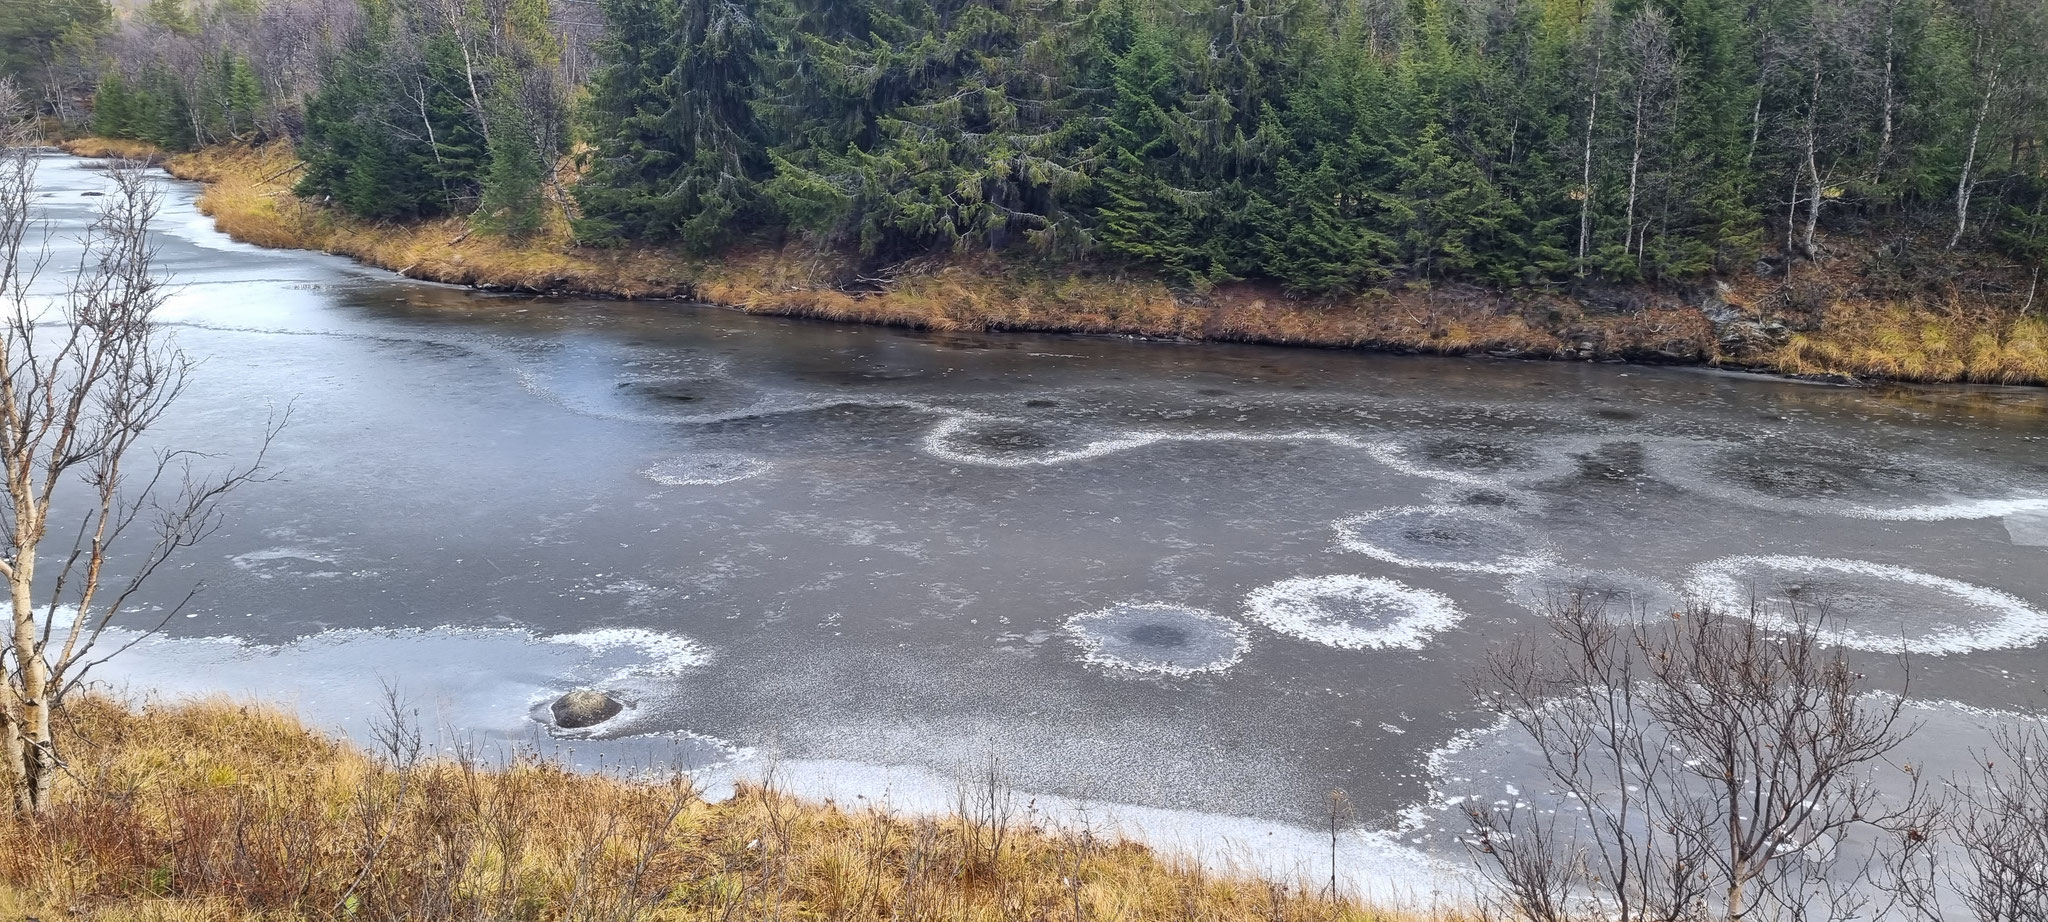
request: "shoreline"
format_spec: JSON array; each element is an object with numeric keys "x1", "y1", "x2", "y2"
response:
[
  {"x1": 81, "y1": 608, "x2": 1473, "y2": 908},
  {"x1": 55, "y1": 137, "x2": 2048, "y2": 389},
  {"x1": 5, "y1": 695, "x2": 1455, "y2": 921}
]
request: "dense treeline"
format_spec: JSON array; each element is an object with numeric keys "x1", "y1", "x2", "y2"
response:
[
  {"x1": 4, "y1": 0, "x2": 2046, "y2": 293},
  {"x1": 565, "y1": 0, "x2": 2048, "y2": 292},
  {"x1": 292, "y1": 0, "x2": 566, "y2": 230}
]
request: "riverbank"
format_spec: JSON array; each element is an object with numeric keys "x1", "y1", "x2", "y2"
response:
[
  {"x1": 61, "y1": 137, "x2": 2048, "y2": 386},
  {"x1": 1, "y1": 696, "x2": 1398, "y2": 922}
]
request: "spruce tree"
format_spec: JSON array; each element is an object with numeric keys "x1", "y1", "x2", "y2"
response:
[
  {"x1": 1093, "y1": 25, "x2": 1211, "y2": 285},
  {"x1": 574, "y1": 0, "x2": 773, "y2": 250}
]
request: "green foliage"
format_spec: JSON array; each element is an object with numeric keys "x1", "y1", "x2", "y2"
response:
[
  {"x1": 89, "y1": 0, "x2": 2048, "y2": 296},
  {"x1": 1093, "y1": 23, "x2": 1214, "y2": 285},
  {"x1": 573, "y1": 0, "x2": 774, "y2": 250},
  {"x1": 476, "y1": 98, "x2": 548, "y2": 237},
  {"x1": 199, "y1": 53, "x2": 262, "y2": 140},
  {"x1": 91, "y1": 69, "x2": 194, "y2": 150},
  {"x1": 0, "y1": 0, "x2": 109, "y2": 78},
  {"x1": 142, "y1": 0, "x2": 196, "y2": 36},
  {"x1": 296, "y1": 18, "x2": 486, "y2": 221}
]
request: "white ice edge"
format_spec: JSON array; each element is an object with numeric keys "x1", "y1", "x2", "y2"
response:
[
  {"x1": 703, "y1": 754, "x2": 1480, "y2": 907},
  {"x1": 1685, "y1": 554, "x2": 2048, "y2": 655},
  {"x1": 1333, "y1": 504, "x2": 1560, "y2": 575},
  {"x1": 1244, "y1": 574, "x2": 1466, "y2": 650}
]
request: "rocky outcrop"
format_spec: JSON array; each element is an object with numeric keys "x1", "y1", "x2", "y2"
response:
[{"x1": 1699, "y1": 283, "x2": 1790, "y2": 362}]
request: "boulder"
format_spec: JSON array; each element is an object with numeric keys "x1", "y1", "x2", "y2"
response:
[{"x1": 550, "y1": 689, "x2": 623, "y2": 729}]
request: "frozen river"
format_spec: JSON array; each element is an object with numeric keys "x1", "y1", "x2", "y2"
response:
[{"x1": 30, "y1": 154, "x2": 2048, "y2": 902}]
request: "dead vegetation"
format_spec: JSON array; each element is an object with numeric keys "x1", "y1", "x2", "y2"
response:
[{"x1": 0, "y1": 696, "x2": 1418, "y2": 922}]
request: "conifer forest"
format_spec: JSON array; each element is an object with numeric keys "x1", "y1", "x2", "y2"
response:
[{"x1": 5, "y1": 0, "x2": 2046, "y2": 297}]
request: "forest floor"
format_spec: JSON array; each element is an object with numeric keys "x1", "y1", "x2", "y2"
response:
[
  {"x1": 0, "y1": 696, "x2": 1412, "y2": 922},
  {"x1": 59, "y1": 137, "x2": 2048, "y2": 386}
]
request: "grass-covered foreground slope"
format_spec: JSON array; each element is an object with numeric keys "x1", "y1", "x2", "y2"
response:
[{"x1": 0, "y1": 696, "x2": 1409, "y2": 922}]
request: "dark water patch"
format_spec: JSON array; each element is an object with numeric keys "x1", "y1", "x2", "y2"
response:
[
  {"x1": 615, "y1": 376, "x2": 758, "y2": 410},
  {"x1": 1508, "y1": 568, "x2": 1684, "y2": 618}
]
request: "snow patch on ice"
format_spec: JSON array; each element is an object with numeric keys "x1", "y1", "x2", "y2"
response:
[
  {"x1": 1245, "y1": 575, "x2": 1465, "y2": 650},
  {"x1": 643, "y1": 453, "x2": 772, "y2": 486}
]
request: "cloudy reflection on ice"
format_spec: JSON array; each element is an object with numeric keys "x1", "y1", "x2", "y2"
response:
[{"x1": 86, "y1": 621, "x2": 731, "y2": 762}]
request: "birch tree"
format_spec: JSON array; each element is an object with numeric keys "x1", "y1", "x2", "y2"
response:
[
  {"x1": 1618, "y1": 7, "x2": 1676, "y2": 266},
  {"x1": 0, "y1": 81, "x2": 273, "y2": 815},
  {"x1": 1942, "y1": 0, "x2": 2043, "y2": 250}
]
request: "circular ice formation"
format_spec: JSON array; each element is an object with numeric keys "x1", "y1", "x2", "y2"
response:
[
  {"x1": 923, "y1": 414, "x2": 1163, "y2": 467},
  {"x1": 1686, "y1": 555, "x2": 2048, "y2": 654},
  {"x1": 1509, "y1": 568, "x2": 1684, "y2": 619},
  {"x1": 1064, "y1": 603, "x2": 1250, "y2": 675},
  {"x1": 643, "y1": 453, "x2": 770, "y2": 486},
  {"x1": 1334, "y1": 506, "x2": 1557, "y2": 574},
  {"x1": 1646, "y1": 441, "x2": 2048, "y2": 521},
  {"x1": 1244, "y1": 575, "x2": 1464, "y2": 650},
  {"x1": 1374, "y1": 435, "x2": 1581, "y2": 487}
]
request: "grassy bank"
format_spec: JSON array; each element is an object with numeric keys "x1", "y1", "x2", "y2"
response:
[
  {"x1": 58, "y1": 137, "x2": 2048, "y2": 386},
  {"x1": 1, "y1": 696, "x2": 1406, "y2": 922}
]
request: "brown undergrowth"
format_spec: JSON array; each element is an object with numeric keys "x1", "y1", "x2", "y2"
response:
[
  {"x1": 0, "y1": 696, "x2": 1416, "y2": 922},
  {"x1": 52, "y1": 137, "x2": 2048, "y2": 385}
]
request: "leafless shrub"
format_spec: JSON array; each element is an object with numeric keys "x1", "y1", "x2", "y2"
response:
[
  {"x1": 1468, "y1": 593, "x2": 1928, "y2": 922},
  {"x1": 1955, "y1": 721, "x2": 2048, "y2": 922}
]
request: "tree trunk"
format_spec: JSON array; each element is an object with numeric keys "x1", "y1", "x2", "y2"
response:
[
  {"x1": 1874, "y1": 10, "x2": 1896, "y2": 186},
  {"x1": 1948, "y1": 67, "x2": 1999, "y2": 250},
  {"x1": 1578, "y1": 49, "x2": 1603, "y2": 275},
  {"x1": 1624, "y1": 83, "x2": 1645, "y2": 257},
  {"x1": 1798, "y1": 61, "x2": 1824, "y2": 258},
  {"x1": 7, "y1": 545, "x2": 49, "y2": 815}
]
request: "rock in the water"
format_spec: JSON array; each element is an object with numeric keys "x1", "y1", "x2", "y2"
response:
[{"x1": 550, "y1": 689, "x2": 623, "y2": 729}]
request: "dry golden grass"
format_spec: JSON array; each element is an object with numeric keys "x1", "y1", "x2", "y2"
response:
[
  {"x1": 0, "y1": 697, "x2": 1427, "y2": 922},
  {"x1": 59, "y1": 139, "x2": 2048, "y2": 385},
  {"x1": 159, "y1": 143, "x2": 694, "y2": 297},
  {"x1": 134, "y1": 143, "x2": 1690, "y2": 363},
  {"x1": 1775, "y1": 301, "x2": 2048, "y2": 385},
  {"x1": 57, "y1": 137, "x2": 165, "y2": 161}
]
